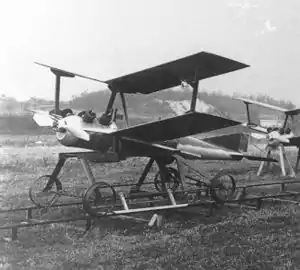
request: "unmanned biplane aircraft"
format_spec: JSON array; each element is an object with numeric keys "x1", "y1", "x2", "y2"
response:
[
  {"x1": 236, "y1": 97, "x2": 300, "y2": 176},
  {"x1": 30, "y1": 51, "x2": 277, "y2": 213}
]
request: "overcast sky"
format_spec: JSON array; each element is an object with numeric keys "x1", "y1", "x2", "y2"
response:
[{"x1": 1, "y1": 0, "x2": 300, "y2": 104}]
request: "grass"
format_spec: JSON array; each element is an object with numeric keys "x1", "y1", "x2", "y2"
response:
[{"x1": 1, "y1": 135, "x2": 300, "y2": 269}]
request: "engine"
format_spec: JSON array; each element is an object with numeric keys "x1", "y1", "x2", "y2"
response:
[
  {"x1": 56, "y1": 131, "x2": 79, "y2": 146},
  {"x1": 55, "y1": 128, "x2": 117, "y2": 152},
  {"x1": 53, "y1": 111, "x2": 119, "y2": 152}
]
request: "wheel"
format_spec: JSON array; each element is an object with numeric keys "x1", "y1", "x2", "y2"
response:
[
  {"x1": 210, "y1": 171, "x2": 236, "y2": 204},
  {"x1": 154, "y1": 167, "x2": 180, "y2": 192},
  {"x1": 195, "y1": 182, "x2": 210, "y2": 199},
  {"x1": 82, "y1": 181, "x2": 117, "y2": 217},
  {"x1": 29, "y1": 175, "x2": 61, "y2": 207}
]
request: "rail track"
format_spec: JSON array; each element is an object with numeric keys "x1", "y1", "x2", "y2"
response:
[{"x1": 1, "y1": 178, "x2": 300, "y2": 241}]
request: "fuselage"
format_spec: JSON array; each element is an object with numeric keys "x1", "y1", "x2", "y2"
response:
[{"x1": 56, "y1": 115, "x2": 245, "y2": 161}]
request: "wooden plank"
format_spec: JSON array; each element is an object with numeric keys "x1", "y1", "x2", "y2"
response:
[
  {"x1": 0, "y1": 215, "x2": 91, "y2": 230},
  {"x1": 263, "y1": 198, "x2": 300, "y2": 205},
  {"x1": 167, "y1": 189, "x2": 177, "y2": 206},
  {"x1": 0, "y1": 201, "x2": 82, "y2": 213},
  {"x1": 119, "y1": 192, "x2": 129, "y2": 210},
  {"x1": 236, "y1": 179, "x2": 300, "y2": 189}
]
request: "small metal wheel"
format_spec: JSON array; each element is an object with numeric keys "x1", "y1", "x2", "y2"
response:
[
  {"x1": 154, "y1": 167, "x2": 181, "y2": 192},
  {"x1": 82, "y1": 181, "x2": 117, "y2": 217},
  {"x1": 29, "y1": 175, "x2": 61, "y2": 208},
  {"x1": 210, "y1": 171, "x2": 236, "y2": 204}
]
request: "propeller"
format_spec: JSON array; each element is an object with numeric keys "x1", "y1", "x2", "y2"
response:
[
  {"x1": 58, "y1": 119, "x2": 90, "y2": 141},
  {"x1": 33, "y1": 112, "x2": 55, "y2": 127},
  {"x1": 244, "y1": 123, "x2": 292, "y2": 144},
  {"x1": 267, "y1": 131, "x2": 290, "y2": 144},
  {"x1": 30, "y1": 109, "x2": 61, "y2": 127}
]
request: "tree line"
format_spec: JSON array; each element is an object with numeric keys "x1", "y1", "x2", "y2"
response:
[{"x1": 0, "y1": 89, "x2": 295, "y2": 120}]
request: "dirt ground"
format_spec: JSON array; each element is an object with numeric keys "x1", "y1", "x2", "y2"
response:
[{"x1": 1, "y1": 135, "x2": 300, "y2": 269}]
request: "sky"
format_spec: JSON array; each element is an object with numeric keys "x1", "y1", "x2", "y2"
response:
[{"x1": 1, "y1": 0, "x2": 300, "y2": 104}]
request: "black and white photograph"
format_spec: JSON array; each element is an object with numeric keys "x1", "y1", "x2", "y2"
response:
[{"x1": 1, "y1": 0, "x2": 300, "y2": 269}]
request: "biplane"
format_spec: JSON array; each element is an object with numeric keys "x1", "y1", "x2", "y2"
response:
[
  {"x1": 29, "y1": 51, "x2": 277, "y2": 218},
  {"x1": 236, "y1": 97, "x2": 300, "y2": 177}
]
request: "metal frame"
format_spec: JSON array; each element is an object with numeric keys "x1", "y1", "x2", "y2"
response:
[
  {"x1": 43, "y1": 151, "x2": 122, "y2": 192},
  {"x1": 44, "y1": 153, "x2": 178, "y2": 196},
  {"x1": 3, "y1": 178, "x2": 300, "y2": 241},
  {"x1": 257, "y1": 144, "x2": 296, "y2": 177}
]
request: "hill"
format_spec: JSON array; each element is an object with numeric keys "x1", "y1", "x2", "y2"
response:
[
  {"x1": 69, "y1": 88, "x2": 295, "y2": 122},
  {"x1": 0, "y1": 89, "x2": 296, "y2": 134}
]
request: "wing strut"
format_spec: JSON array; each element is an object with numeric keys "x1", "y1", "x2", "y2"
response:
[
  {"x1": 245, "y1": 102, "x2": 251, "y2": 125},
  {"x1": 189, "y1": 67, "x2": 199, "y2": 112},
  {"x1": 120, "y1": 92, "x2": 129, "y2": 127},
  {"x1": 282, "y1": 114, "x2": 291, "y2": 129},
  {"x1": 190, "y1": 81, "x2": 198, "y2": 112},
  {"x1": 50, "y1": 69, "x2": 75, "y2": 114},
  {"x1": 240, "y1": 100, "x2": 253, "y2": 126},
  {"x1": 105, "y1": 86, "x2": 117, "y2": 115}
]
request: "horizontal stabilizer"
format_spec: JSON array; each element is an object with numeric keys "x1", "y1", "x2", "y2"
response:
[
  {"x1": 106, "y1": 51, "x2": 249, "y2": 94},
  {"x1": 111, "y1": 111, "x2": 241, "y2": 142},
  {"x1": 235, "y1": 97, "x2": 300, "y2": 116}
]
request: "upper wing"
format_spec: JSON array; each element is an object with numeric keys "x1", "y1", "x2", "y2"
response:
[
  {"x1": 109, "y1": 111, "x2": 241, "y2": 142},
  {"x1": 105, "y1": 51, "x2": 249, "y2": 94},
  {"x1": 35, "y1": 51, "x2": 249, "y2": 95},
  {"x1": 235, "y1": 97, "x2": 300, "y2": 116}
]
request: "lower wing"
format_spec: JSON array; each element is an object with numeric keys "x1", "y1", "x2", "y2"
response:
[{"x1": 110, "y1": 111, "x2": 241, "y2": 142}]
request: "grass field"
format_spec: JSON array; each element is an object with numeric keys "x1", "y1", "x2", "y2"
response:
[{"x1": 1, "y1": 135, "x2": 300, "y2": 269}]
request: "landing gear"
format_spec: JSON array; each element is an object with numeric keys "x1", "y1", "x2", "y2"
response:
[
  {"x1": 29, "y1": 175, "x2": 62, "y2": 207},
  {"x1": 257, "y1": 144, "x2": 296, "y2": 177},
  {"x1": 82, "y1": 181, "x2": 117, "y2": 216},
  {"x1": 149, "y1": 161, "x2": 236, "y2": 204},
  {"x1": 154, "y1": 167, "x2": 180, "y2": 192},
  {"x1": 28, "y1": 151, "x2": 120, "y2": 208},
  {"x1": 29, "y1": 152, "x2": 236, "y2": 219}
]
